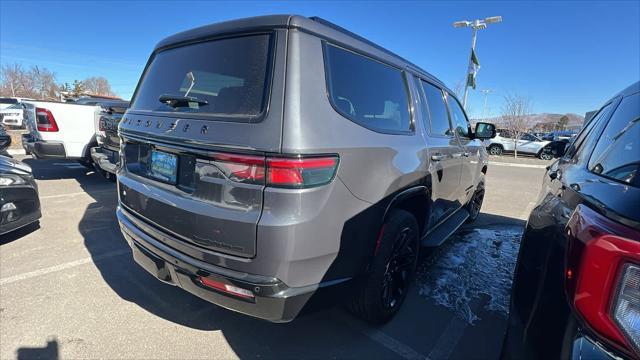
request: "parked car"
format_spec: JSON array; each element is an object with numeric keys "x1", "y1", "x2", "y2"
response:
[
  {"x1": 0, "y1": 155, "x2": 41, "y2": 235},
  {"x1": 487, "y1": 130, "x2": 553, "y2": 159},
  {"x1": 502, "y1": 81, "x2": 640, "y2": 360},
  {"x1": 21, "y1": 101, "x2": 102, "y2": 166},
  {"x1": 0, "y1": 102, "x2": 35, "y2": 129},
  {"x1": 0, "y1": 125, "x2": 11, "y2": 152},
  {"x1": 116, "y1": 15, "x2": 496, "y2": 324},
  {"x1": 542, "y1": 130, "x2": 577, "y2": 141},
  {"x1": 0, "y1": 97, "x2": 34, "y2": 111},
  {"x1": 91, "y1": 100, "x2": 129, "y2": 180}
]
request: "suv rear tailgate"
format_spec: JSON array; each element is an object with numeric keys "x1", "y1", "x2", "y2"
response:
[{"x1": 118, "y1": 31, "x2": 286, "y2": 258}]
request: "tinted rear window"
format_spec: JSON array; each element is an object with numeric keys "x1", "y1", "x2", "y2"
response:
[
  {"x1": 324, "y1": 44, "x2": 412, "y2": 133},
  {"x1": 589, "y1": 93, "x2": 640, "y2": 187},
  {"x1": 130, "y1": 34, "x2": 273, "y2": 120},
  {"x1": 0, "y1": 98, "x2": 18, "y2": 104}
]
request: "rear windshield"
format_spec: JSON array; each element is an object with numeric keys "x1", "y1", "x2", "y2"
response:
[
  {"x1": 0, "y1": 98, "x2": 18, "y2": 104},
  {"x1": 130, "y1": 34, "x2": 273, "y2": 120}
]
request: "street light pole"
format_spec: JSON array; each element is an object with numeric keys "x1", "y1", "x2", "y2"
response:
[
  {"x1": 462, "y1": 25, "x2": 478, "y2": 108},
  {"x1": 453, "y1": 16, "x2": 502, "y2": 110},
  {"x1": 479, "y1": 89, "x2": 494, "y2": 120}
]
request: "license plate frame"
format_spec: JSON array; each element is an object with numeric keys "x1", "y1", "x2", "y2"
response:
[{"x1": 149, "y1": 149, "x2": 178, "y2": 184}]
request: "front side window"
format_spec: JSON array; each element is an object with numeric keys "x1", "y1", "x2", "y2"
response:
[
  {"x1": 520, "y1": 134, "x2": 536, "y2": 141},
  {"x1": 420, "y1": 80, "x2": 452, "y2": 137},
  {"x1": 446, "y1": 94, "x2": 470, "y2": 138},
  {"x1": 324, "y1": 44, "x2": 412, "y2": 133},
  {"x1": 589, "y1": 93, "x2": 640, "y2": 187},
  {"x1": 130, "y1": 34, "x2": 273, "y2": 120}
]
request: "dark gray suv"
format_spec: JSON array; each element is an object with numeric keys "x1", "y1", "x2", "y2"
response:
[{"x1": 116, "y1": 15, "x2": 496, "y2": 323}]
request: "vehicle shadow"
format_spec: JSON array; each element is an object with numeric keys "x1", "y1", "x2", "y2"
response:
[
  {"x1": 1, "y1": 221, "x2": 40, "y2": 245},
  {"x1": 16, "y1": 338, "x2": 59, "y2": 360},
  {"x1": 30, "y1": 149, "x2": 527, "y2": 358}
]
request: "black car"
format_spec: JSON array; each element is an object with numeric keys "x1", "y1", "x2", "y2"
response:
[
  {"x1": 90, "y1": 100, "x2": 129, "y2": 180},
  {"x1": 0, "y1": 155, "x2": 41, "y2": 235},
  {"x1": 0, "y1": 124, "x2": 11, "y2": 152},
  {"x1": 502, "y1": 81, "x2": 640, "y2": 360}
]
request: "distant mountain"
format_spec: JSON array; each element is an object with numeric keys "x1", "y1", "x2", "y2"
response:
[{"x1": 473, "y1": 113, "x2": 585, "y2": 130}]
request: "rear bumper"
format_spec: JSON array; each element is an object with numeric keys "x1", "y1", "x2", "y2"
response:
[
  {"x1": 91, "y1": 147, "x2": 118, "y2": 174},
  {"x1": 0, "y1": 185, "x2": 41, "y2": 235},
  {"x1": 117, "y1": 206, "x2": 336, "y2": 322},
  {"x1": 22, "y1": 136, "x2": 66, "y2": 159}
]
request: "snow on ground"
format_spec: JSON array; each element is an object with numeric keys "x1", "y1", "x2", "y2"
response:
[{"x1": 417, "y1": 226, "x2": 523, "y2": 324}]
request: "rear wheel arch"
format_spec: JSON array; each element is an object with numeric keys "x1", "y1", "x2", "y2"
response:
[{"x1": 382, "y1": 185, "x2": 431, "y2": 238}]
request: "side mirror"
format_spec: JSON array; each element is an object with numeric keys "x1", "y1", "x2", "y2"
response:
[
  {"x1": 550, "y1": 140, "x2": 568, "y2": 158},
  {"x1": 474, "y1": 122, "x2": 496, "y2": 140}
]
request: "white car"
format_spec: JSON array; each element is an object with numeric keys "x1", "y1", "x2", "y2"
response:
[
  {"x1": 21, "y1": 101, "x2": 104, "y2": 165},
  {"x1": 0, "y1": 102, "x2": 34, "y2": 128},
  {"x1": 486, "y1": 131, "x2": 553, "y2": 160}
]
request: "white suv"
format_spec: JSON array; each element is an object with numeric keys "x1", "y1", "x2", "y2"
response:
[{"x1": 487, "y1": 131, "x2": 553, "y2": 159}]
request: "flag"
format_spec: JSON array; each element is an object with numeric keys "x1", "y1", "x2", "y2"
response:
[{"x1": 467, "y1": 49, "x2": 481, "y2": 89}]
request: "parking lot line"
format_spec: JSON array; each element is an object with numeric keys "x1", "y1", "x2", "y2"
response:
[
  {"x1": 488, "y1": 161, "x2": 548, "y2": 169},
  {"x1": 40, "y1": 189, "x2": 114, "y2": 200},
  {"x1": 0, "y1": 249, "x2": 129, "y2": 286},
  {"x1": 342, "y1": 316, "x2": 428, "y2": 360},
  {"x1": 427, "y1": 315, "x2": 468, "y2": 360}
]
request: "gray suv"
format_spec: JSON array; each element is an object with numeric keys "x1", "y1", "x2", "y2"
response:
[{"x1": 116, "y1": 15, "x2": 496, "y2": 323}]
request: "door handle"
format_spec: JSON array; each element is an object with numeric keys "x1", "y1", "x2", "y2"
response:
[{"x1": 431, "y1": 154, "x2": 446, "y2": 161}]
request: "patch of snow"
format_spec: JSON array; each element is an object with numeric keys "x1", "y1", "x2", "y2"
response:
[{"x1": 417, "y1": 226, "x2": 523, "y2": 324}]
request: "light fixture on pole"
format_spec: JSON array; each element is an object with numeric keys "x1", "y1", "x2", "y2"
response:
[{"x1": 453, "y1": 16, "x2": 502, "y2": 109}]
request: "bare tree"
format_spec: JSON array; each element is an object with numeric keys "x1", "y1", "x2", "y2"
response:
[
  {"x1": 82, "y1": 76, "x2": 115, "y2": 96},
  {"x1": 0, "y1": 63, "x2": 59, "y2": 100},
  {"x1": 501, "y1": 93, "x2": 534, "y2": 158}
]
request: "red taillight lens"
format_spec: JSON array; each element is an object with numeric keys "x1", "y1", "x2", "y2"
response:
[
  {"x1": 197, "y1": 276, "x2": 254, "y2": 299},
  {"x1": 209, "y1": 153, "x2": 339, "y2": 188},
  {"x1": 210, "y1": 153, "x2": 265, "y2": 184},
  {"x1": 98, "y1": 116, "x2": 107, "y2": 132},
  {"x1": 35, "y1": 107, "x2": 58, "y2": 132},
  {"x1": 266, "y1": 156, "x2": 339, "y2": 188},
  {"x1": 566, "y1": 204, "x2": 640, "y2": 357}
]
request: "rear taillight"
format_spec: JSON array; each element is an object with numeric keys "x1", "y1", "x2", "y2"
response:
[
  {"x1": 197, "y1": 276, "x2": 254, "y2": 300},
  {"x1": 209, "y1": 153, "x2": 339, "y2": 188},
  {"x1": 210, "y1": 153, "x2": 265, "y2": 184},
  {"x1": 266, "y1": 156, "x2": 339, "y2": 188},
  {"x1": 35, "y1": 107, "x2": 58, "y2": 132},
  {"x1": 565, "y1": 204, "x2": 640, "y2": 357},
  {"x1": 98, "y1": 116, "x2": 106, "y2": 132}
]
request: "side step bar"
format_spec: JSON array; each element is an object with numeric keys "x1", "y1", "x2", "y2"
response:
[{"x1": 421, "y1": 208, "x2": 470, "y2": 247}]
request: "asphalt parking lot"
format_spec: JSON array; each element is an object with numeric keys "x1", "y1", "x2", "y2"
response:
[{"x1": 0, "y1": 156, "x2": 547, "y2": 360}]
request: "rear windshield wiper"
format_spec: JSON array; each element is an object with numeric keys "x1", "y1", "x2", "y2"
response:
[{"x1": 158, "y1": 94, "x2": 208, "y2": 108}]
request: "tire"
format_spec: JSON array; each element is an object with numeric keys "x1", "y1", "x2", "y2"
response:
[
  {"x1": 348, "y1": 209, "x2": 419, "y2": 324},
  {"x1": 538, "y1": 151, "x2": 553, "y2": 160},
  {"x1": 488, "y1": 144, "x2": 503, "y2": 156},
  {"x1": 466, "y1": 179, "x2": 485, "y2": 223}
]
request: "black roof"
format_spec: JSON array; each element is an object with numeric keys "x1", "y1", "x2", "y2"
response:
[{"x1": 153, "y1": 15, "x2": 450, "y2": 93}]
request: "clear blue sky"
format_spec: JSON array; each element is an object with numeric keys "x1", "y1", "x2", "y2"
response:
[{"x1": 1, "y1": 0, "x2": 638, "y2": 118}]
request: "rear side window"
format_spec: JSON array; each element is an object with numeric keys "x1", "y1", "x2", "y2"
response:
[
  {"x1": 589, "y1": 93, "x2": 640, "y2": 187},
  {"x1": 324, "y1": 44, "x2": 412, "y2": 133},
  {"x1": 420, "y1": 81, "x2": 452, "y2": 137},
  {"x1": 565, "y1": 102, "x2": 613, "y2": 159},
  {"x1": 130, "y1": 34, "x2": 273, "y2": 120}
]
